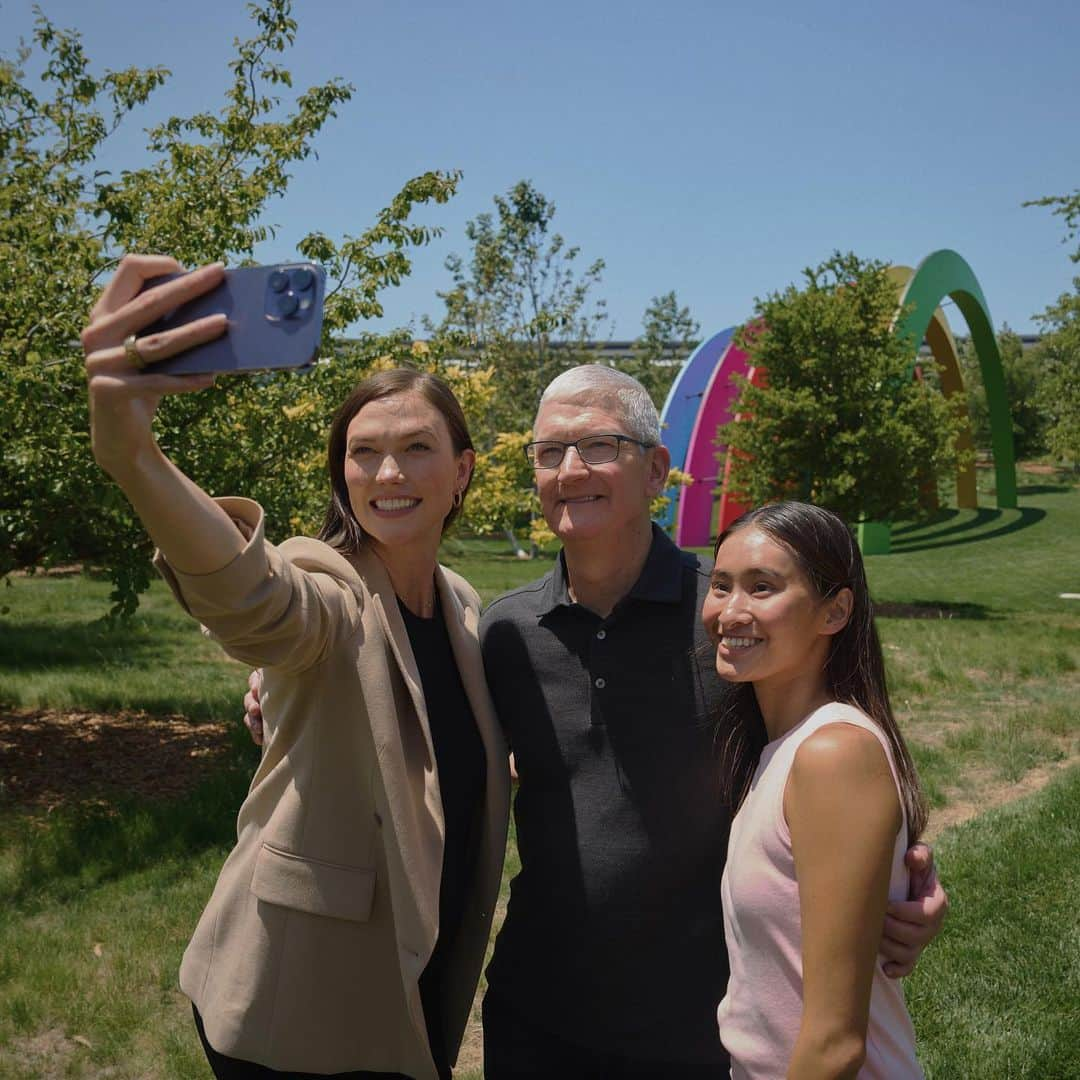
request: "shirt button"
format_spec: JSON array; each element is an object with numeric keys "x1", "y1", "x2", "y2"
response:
[
  {"x1": 596, "y1": 629, "x2": 606, "y2": 640},
  {"x1": 594, "y1": 677, "x2": 606, "y2": 689}
]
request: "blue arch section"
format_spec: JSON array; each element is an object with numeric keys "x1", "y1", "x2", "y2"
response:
[{"x1": 657, "y1": 327, "x2": 737, "y2": 529}]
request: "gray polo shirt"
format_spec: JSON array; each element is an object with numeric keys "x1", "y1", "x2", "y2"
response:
[{"x1": 480, "y1": 525, "x2": 732, "y2": 1065}]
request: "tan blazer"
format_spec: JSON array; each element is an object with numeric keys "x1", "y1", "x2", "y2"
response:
[{"x1": 155, "y1": 498, "x2": 510, "y2": 1079}]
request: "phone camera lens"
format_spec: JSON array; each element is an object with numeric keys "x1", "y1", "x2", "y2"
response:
[
  {"x1": 289, "y1": 267, "x2": 314, "y2": 292},
  {"x1": 269, "y1": 270, "x2": 289, "y2": 293},
  {"x1": 276, "y1": 292, "x2": 300, "y2": 317}
]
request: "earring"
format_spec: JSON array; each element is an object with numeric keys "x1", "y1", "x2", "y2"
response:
[{"x1": 452, "y1": 489, "x2": 463, "y2": 509}]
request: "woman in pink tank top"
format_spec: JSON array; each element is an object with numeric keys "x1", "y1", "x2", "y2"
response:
[{"x1": 702, "y1": 502, "x2": 926, "y2": 1078}]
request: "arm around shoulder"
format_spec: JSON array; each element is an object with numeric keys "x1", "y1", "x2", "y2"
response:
[{"x1": 785, "y1": 724, "x2": 903, "y2": 1079}]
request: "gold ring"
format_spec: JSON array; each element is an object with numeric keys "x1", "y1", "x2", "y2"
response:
[{"x1": 123, "y1": 333, "x2": 147, "y2": 370}]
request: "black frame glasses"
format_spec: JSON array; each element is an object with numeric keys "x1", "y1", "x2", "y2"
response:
[{"x1": 523, "y1": 433, "x2": 655, "y2": 470}]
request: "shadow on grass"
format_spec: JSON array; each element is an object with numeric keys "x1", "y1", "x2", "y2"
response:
[
  {"x1": 1016, "y1": 483, "x2": 1075, "y2": 496},
  {"x1": 0, "y1": 617, "x2": 165, "y2": 671},
  {"x1": 1, "y1": 740, "x2": 256, "y2": 912},
  {"x1": 875, "y1": 599, "x2": 993, "y2": 620},
  {"x1": 890, "y1": 507, "x2": 1046, "y2": 554}
]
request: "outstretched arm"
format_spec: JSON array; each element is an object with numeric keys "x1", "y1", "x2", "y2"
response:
[
  {"x1": 83, "y1": 255, "x2": 240, "y2": 574},
  {"x1": 880, "y1": 842, "x2": 948, "y2": 978}
]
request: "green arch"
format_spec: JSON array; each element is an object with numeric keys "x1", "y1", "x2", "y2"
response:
[{"x1": 894, "y1": 250, "x2": 1017, "y2": 509}]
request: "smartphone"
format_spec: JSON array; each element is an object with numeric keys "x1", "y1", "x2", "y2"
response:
[{"x1": 140, "y1": 263, "x2": 326, "y2": 375}]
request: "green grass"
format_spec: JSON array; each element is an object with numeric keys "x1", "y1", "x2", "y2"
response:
[
  {"x1": 1, "y1": 474, "x2": 1078, "y2": 1076},
  {"x1": 906, "y1": 766, "x2": 1080, "y2": 1078}
]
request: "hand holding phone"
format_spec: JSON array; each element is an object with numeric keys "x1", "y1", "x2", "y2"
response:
[{"x1": 142, "y1": 263, "x2": 326, "y2": 376}]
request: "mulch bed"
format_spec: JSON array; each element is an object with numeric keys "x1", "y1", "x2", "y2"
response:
[{"x1": 0, "y1": 707, "x2": 233, "y2": 813}]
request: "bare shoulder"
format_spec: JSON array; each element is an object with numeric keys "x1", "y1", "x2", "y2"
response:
[
  {"x1": 789, "y1": 722, "x2": 900, "y2": 828},
  {"x1": 795, "y1": 721, "x2": 892, "y2": 775}
]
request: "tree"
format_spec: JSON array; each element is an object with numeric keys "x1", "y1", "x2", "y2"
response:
[
  {"x1": 957, "y1": 326, "x2": 1045, "y2": 459},
  {"x1": 617, "y1": 291, "x2": 700, "y2": 410},
  {"x1": 1032, "y1": 282, "x2": 1080, "y2": 469},
  {"x1": 722, "y1": 252, "x2": 962, "y2": 525},
  {"x1": 428, "y1": 179, "x2": 608, "y2": 434},
  {"x1": 1025, "y1": 186, "x2": 1080, "y2": 469},
  {"x1": 0, "y1": 1, "x2": 459, "y2": 614}
]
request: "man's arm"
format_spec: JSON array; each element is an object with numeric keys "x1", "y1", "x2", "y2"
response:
[
  {"x1": 244, "y1": 669, "x2": 264, "y2": 746},
  {"x1": 880, "y1": 842, "x2": 948, "y2": 978}
]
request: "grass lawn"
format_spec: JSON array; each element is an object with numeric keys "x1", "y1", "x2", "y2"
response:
[{"x1": 1, "y1": 472, "x2": 1078, "y2": 1076}]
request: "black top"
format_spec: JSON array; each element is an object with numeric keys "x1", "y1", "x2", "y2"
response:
[
  {"x1": 398, "y1": 594, "x2": 487, "y2": 1076},
  {"x1": 480, "y1": 525, "x2": 733, "y2": 1065}
]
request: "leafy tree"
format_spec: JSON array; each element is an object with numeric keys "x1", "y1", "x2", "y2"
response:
[
  {"x1": 1025, "y1": 186, "x2": 1080, "y2": 469},
  {"x1": 617, "y1": 291, "x2": 700, "y2": 410},
  {"x1": 722, "y1": 252, "x2": 962, "y2": 525},
  {"x1": 957, "y1": 326, "x2": 1045, "y2": 459},
  {"x1": 428, "y1": 179, "x2": 608, "y2": 434},
  {"x1": 0, "y1": 1, "x2": 460, "y2": 614},
  {"x1": 1031, "y1": 282, "x2": 1080, "y2": 469}
]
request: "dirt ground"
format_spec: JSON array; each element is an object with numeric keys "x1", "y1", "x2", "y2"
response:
[{"x1": 0, "y1": 707, "x2": 233, "y2": 814}]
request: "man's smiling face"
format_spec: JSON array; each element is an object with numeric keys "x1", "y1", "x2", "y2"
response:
[{"x1": 531, "y1": 398, "x2": 668, "y2": 546}]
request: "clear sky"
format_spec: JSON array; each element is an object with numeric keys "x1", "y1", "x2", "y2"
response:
[{"x1": 5, "y1": 0, "x2": 1079, "y2": 338}]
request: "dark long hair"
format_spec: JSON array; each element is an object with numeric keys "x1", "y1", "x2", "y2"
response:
[
  {"x1": 713, "y1": 501, "x2": 927, "y2": 843},
  {"x1": 318, "y1": 368, "x2": 474, "y2": 555}
]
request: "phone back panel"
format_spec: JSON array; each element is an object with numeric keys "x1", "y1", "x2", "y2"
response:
[{"x1": 146, "y1": 264, "x2": 326, "y2": 376}]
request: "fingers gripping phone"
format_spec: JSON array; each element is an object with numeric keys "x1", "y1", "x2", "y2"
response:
[{"x1": 142, "y1": 263, "x2": 326, "y2": 375}]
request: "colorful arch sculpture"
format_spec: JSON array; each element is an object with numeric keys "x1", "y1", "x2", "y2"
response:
[
  {"x1": 656, "y1": 328, "x2": 736, "y2": 531},
  {"x1": 658, "y1": 250, "x2": 1017, "y2": 547},
  {"x1": 893, "y1": 250, "x2": 1016, "y2": 509}
]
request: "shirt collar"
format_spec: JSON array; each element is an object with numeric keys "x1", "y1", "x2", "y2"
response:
[{"x1": 539, "y1": 523, "x2": 687, "y2": 615}]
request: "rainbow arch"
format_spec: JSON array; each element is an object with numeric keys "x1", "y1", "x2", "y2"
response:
[{"x1": 658, "y1": 250, "x2": 1017, "y2": 547}]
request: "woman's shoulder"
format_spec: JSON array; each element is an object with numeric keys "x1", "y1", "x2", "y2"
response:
[
  {"x1": 792, "y1": 706, "x2": 895, "y2": 790},
  {"x1": 438, "y1": 562, "x2": 481, "y2": 612},
  {"x1": 277, "y1": 534, "x2": 363, "y2": 586}
]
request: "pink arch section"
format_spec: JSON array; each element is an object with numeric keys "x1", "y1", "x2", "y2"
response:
[{"x1": 674, "y1": 337, "x2": 753, "y2": 547}]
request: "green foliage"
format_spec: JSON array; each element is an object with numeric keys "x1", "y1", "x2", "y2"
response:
[
  {"x1": 0, "y1": 1, "x2": 459, "y2": 615},
  {"x1": 1032, "y1": 280, "x2": 1080, "y2": 468},
  {"x1": 616, "y1": 290, "x2": 700, "y2": 410},
  {"x1": 723, "y1": 251, "x2": 963, "y2": 525},
  {"x1": 958, "y1": 326, "x2": 1046, "y2": 458},
  {"x1": 427, "y1": 179, "x2": 607, "y2": 434},
  {"x1": 1024, "y1": 186, "x2": 1080, "y2": 263}
]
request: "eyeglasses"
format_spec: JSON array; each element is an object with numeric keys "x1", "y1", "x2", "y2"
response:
[{"x1": 523, "y1": 433, "x2": 655, "y2": 470}]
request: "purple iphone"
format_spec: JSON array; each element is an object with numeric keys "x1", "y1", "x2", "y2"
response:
[{"x1": 141, "y1": 263, "x2": 326, "y2": 375}]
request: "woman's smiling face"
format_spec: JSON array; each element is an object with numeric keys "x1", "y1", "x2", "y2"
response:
[
  {"x1": 343, "y1": 391, "x2": 473, "y2": 556},
  {"x1": 702, "y1": 526, "x2": 836, "y2": 688}
]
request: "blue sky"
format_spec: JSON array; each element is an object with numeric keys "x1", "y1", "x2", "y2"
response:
[{"x1": 6, "y1": 0, "x2": 1079, "y2": 338}]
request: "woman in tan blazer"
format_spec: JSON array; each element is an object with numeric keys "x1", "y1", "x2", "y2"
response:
[{"x1": 82, "y1": 256, "x2": 510, "y2": 1080}]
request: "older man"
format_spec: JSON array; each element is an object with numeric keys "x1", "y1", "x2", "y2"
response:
[{"x1": 477, "y1": 365, "x2": 944, "y2": 1079}]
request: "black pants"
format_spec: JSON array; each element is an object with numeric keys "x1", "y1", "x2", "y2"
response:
[
  {"x1": 481, "y1": 993, "x2": 728, "y2": 1080},
  {"x1": 193, "y1": 1004, "x2": 419, "y2": 1080}
]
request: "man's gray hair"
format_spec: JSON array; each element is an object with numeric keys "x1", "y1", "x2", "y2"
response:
[{"x1": 537, "y1": 365, "x2": 661, "y2": 445}]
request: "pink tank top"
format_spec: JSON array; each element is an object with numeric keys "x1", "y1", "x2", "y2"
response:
[{"x1": 717, "y1": 702, "x2": 923, "y2": 1078}]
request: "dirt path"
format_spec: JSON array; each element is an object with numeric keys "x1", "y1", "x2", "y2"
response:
[
  {"x1": 923, "y1": 747, "x2": 1080, "y2": 842},
  {"x1": 0, "y1": 707, "x2": 233, "y2": 813}
]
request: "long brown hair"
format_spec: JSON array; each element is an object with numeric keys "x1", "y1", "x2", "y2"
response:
[
  {"x1": 318, "y1": 368, "x2": 474, "y2": 555},
  {"x1": 713, "y1": 501, "x2": 927, "y2": 843}
]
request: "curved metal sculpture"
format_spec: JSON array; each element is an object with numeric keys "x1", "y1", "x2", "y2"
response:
[
  {"x1": 658, "y1": 250, "x2": 1016, "y2": 547},
  {"x1": 893, "y1": 250, "x2": 1016, "y2": 509},
  {"x1": 656, "y1": 328, "x2": 736, "y2": 531}
]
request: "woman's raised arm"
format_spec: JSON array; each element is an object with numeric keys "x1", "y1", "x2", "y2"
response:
[{"x1": 84, "y1": 255, "x2": 244, "y2": 574}]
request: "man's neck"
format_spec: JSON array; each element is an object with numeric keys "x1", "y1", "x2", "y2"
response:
[{"x1": 562, "y1": 518, "x2": 655, "y2": 618}]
